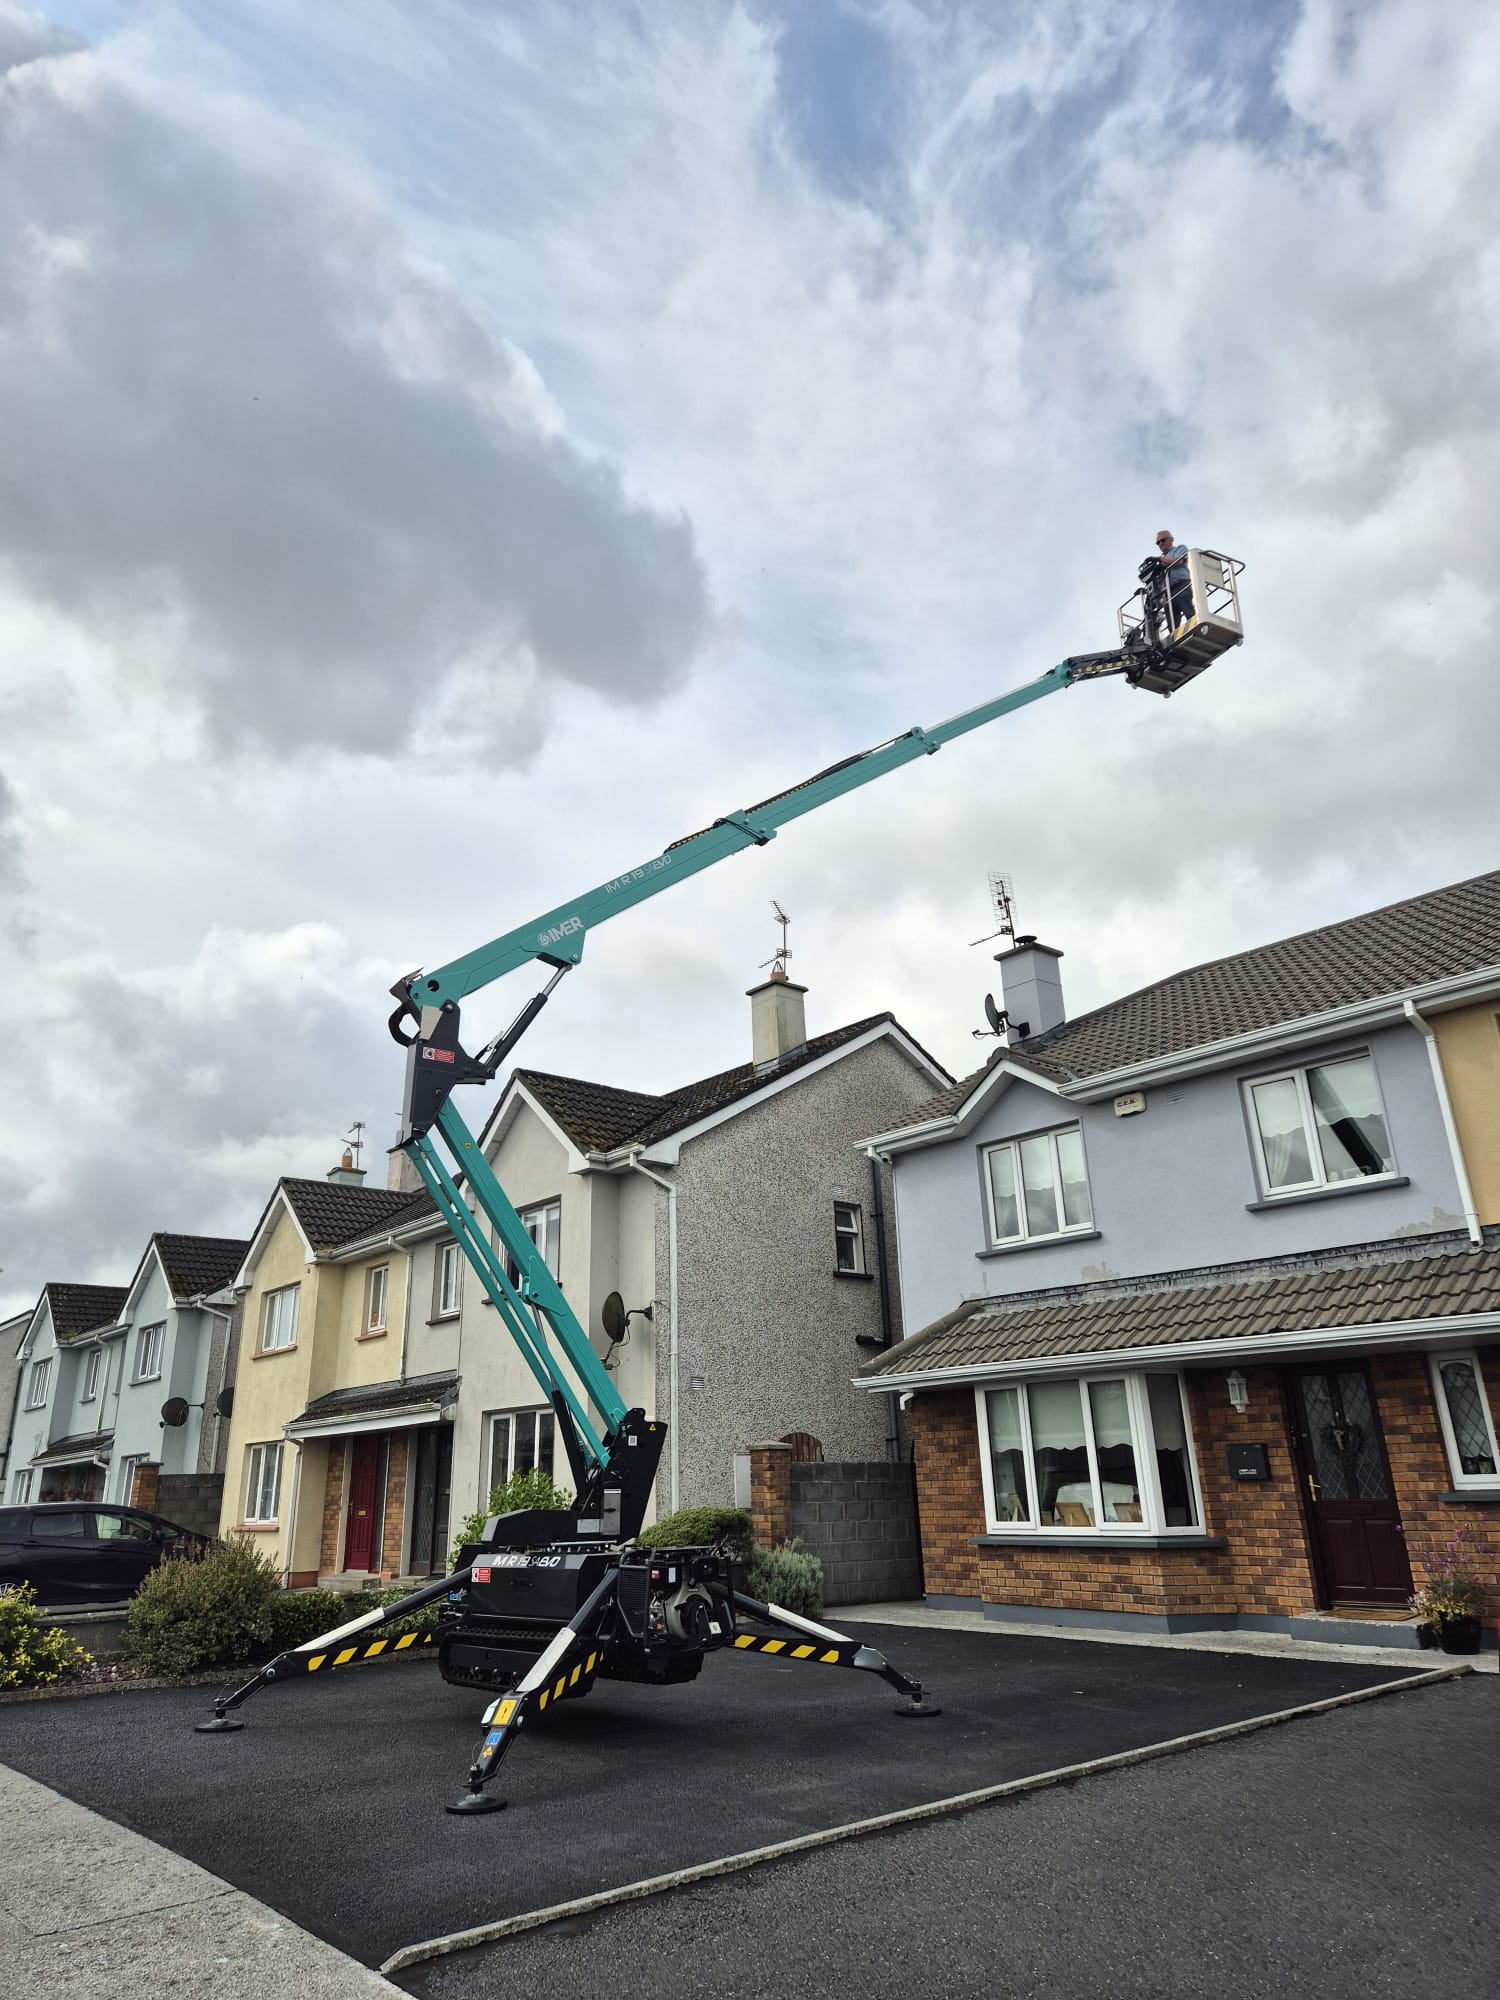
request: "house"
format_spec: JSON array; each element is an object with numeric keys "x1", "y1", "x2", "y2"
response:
[
  {"x1": 351, "y1": 968, "x2": 949, "y2": 1549},
  {"x1": 859, "y1": 869, "x2": 1500, "y2": 1642},
  {"x1": 4, "y1": 1237, "x2": 248, "y2": 1532},
  {"x1": 215, "y1": 1156, "x2": 439, "y2": 1588},
  {"x1": 0, "y1": 1311, "x2": 27, "y2": 1492}
]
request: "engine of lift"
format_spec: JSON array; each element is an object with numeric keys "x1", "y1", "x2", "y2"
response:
[{"x1": 437, "y1": 1513, "x2": 735, "y2": 1695}]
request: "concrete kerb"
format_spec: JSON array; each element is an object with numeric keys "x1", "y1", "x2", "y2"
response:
[{"x1": 377, "y1": 1661, "x2": 1470, "y2": 1979}]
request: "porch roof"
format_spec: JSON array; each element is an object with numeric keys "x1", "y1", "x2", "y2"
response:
[
  {"x1": 29, "y1": 1429, "x2": 114, "y2": 1465},
  {"x1": 285, "y1": 1370, "x2": 459, "y2": 1439},
  {"x1": 859, "y1": 1231, "x2": 1500, "y2": 1388}
]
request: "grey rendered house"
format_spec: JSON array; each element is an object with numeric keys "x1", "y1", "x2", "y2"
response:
[
  {"x1": 0, "y1": 1310, "x2": 27, "y2": 1493},
  {"x1": 6, "y1": 1237, "x2": 247, "y2": 1533},
  {"x1": 860, "y1": 870, "x2": 1500, "y2": 1641},
  {"x1": 379, "y1": 971, "x2": 950, "y2": 1526}
]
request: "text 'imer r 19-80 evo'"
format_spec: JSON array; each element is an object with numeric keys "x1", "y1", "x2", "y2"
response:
[{"x1": 196, "y1": 551, "x2": 1244, "y2": 1813}]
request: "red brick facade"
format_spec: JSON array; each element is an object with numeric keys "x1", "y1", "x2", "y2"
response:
[
  {"x1": 748, "y1": 1442, "x2": 793, "y2": 1547},
  {"x1": 381, "y1": 1433, "x2": 410, "y2": 1577},
  {"x1": 319, "y1": 1438, "x2": 348, "y2": 1576},
  {"x1": 129, "y1": 1462, "x2": 160, "y2": 1514},
  {"x1": 912, "y1": 1347, "x2": 1500, "y2": 1626}
]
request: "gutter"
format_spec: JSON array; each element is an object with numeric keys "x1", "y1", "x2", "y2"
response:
[
  {"x1": 852, "y1": 1309, "x2": 1500, "y2": 1394},
  {"x1": 1404, "y1": 999, "x2": 1484, "y2": 1247},
  {"x1": 626, "y1": 1151, "x2": 680, "y2": 1513}
]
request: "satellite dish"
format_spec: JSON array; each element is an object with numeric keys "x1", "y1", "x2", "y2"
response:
[
  {"x1": 215, "y1": 1386, "x2": 235, "y2": 1420},
  {"x1": 984, "y1": 993, "x2": 1003, "y2": 1034},
  {"x1": 160, "y1": 1396, "x2": 190, "y2": 1428},
  {"x1": 601, "y1": 1292, "x2": 627, "y2": 1344}
]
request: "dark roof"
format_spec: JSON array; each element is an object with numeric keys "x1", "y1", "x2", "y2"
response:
[
  {"x1": 331, "y1": 1190, "x2": 439, "y2": 1253},
  {"x1": 298, "y1": 1370, "x2": 459, "y2": 1424},
  {"x1": 153, "y1": 1234, "x2": 251, "y2": 1300},
  {"x1": 30, "y1": 1429, "x2": 114, "y2": 1463},
  {"x1": 43, "y1": 1285, "x2": 128, "y2": 1341},
  {"x1": 861, "y1": 1233, "x2": 1500, "y2": 1380},
  {"x1": 278, "y1": 1179, "x2": 431, "y2": 1253},
  {"x1": 515, "y1": 1013, "x2": 942, "y2": 1155},
  {"x1": 908, "y1": 866, "x2": 1500, "y2": 1121}
]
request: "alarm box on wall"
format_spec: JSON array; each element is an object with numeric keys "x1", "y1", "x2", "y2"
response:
[{"x1": 1226, "y1": 1443, "x2": 1271, "y2": 1482}]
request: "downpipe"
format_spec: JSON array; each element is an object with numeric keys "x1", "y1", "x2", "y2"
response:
[{"x1": 627, "y1": 1153, "x2": 680, "y2": 1512}]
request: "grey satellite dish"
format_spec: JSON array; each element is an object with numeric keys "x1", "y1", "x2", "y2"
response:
[
  {"x1": 601, "y1": 1291, "x2": 627, "y2": 1344},
  {"x1": 160, "y1": 1396, "x2": 190, "y2": 1428},
  {"x1": 215, "y1": 1386, "x2": 235, "y2": 1420},
  {"x1": 984, "y1": 993, "x2": 1003, "y2": 1035}
]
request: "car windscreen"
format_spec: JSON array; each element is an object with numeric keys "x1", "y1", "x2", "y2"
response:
[{"x1": 30, "y1": 1510, "x2": 90, "y2": 1538}]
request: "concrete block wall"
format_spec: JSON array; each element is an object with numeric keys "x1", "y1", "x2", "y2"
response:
[
  {"x1": 156, "y1": 1472, "x2": 225, "y2": 1541},
  {"x1": 788, "y1": 1460, "x2": 921, "y2": 1606}
]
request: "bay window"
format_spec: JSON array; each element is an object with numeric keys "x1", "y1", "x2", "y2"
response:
[
  {"x1": 977, "y1": 1372, "x2": 1202, "y2": 1534},
  {"x1": 1245, "y1": 1053, "x2": 1394, "y2": 1196},
  {"x1": 984, "y1": 1126, "x2": 1092, "y2": 1246},
  {"x1": 1431, "y1": 1352, "x2": 1500, "y2": 1487}
]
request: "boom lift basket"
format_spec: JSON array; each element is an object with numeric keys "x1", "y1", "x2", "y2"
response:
[{"x1": 1118, "y1": 548, "x2": 1244, "y2": 696}]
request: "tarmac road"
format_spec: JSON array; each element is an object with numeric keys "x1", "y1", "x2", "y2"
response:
[{"x1": 0, "y1": 1622, "x2": 1424, "y2": 1969}]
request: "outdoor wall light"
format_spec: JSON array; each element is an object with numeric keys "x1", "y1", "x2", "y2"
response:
[{"x1": 1227, "y1": 1369, "x2": 1250, "y2": 1413}]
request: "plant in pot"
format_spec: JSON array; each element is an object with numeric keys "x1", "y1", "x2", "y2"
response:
[{"x1": 1410, "y1": 1526, "x2": 1488, "y2": 1655}]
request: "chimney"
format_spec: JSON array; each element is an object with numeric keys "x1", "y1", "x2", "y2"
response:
[
  {"x1": 385, "y1": 1146, "x2": 424, "y2": 1195},
  {"x1": 747, "y1": 964, "x2": 809, "y2": 1073},
  {"x1": 996, "y1": 936, "x2": 1065, "y2": 1043},
  {"x1": 325, "y1": 1149, "x2": 367, "y2": 1187}
]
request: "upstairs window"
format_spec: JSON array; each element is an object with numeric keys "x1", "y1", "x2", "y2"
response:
[
  {"x1": 1432, "y1": 1353, "x2": 1499, "y2": 1487},
  {"x1": 81, "y1": 1348, "x2": 102, "y2": 1402},
  {"x1": 366, "y1": 1264, "x2": 389, "y2": 1334},
  {"x1": 25, "y1": 1359, "x2": 52, "y2": 1409},
  {"x1": 135, "y1": 1323, "x2": 165, "y2": 1382},
  {"x1": 503, "y1": 1201, "x2": 562, "y2": 1290},
  {"x1": 984, "y1": 1127, "x2": 1093, "y2": 1246},
  {"x1": 435, "y1": 1241, "x2": 463, "y2": 1318},
  {"x1": 833, "y1": 1202, "x2": 865, "y2": 1274},
  {"x1": 259, "y1": 1285, "x2": 299, "y2": 1353},
  {"x1": 1245, "y1": 1053, "x2": 1394, "y2": 1196}
]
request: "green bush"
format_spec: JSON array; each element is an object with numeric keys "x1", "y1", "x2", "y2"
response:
[
  {"x1": 263, "y1": 1588, "x2": 350, "y2": 1655},
  {"x1": 0, "y1": 1582, "x2": 92, "y2": 1688},
  {"x1": 636, "y1": 1507, "x2": 755, "y2": 1567},
  {"x1": 747, "y1": 1540, "x2": 824, "y2": 1619},
  {"x1": 450, "y1": 1466, "x2": 574, "y2": 1563},
  {"x1": 124, "y1": 1539, "x2": 279, "y2": 1677},
  {"x1": 349, "y1": 1582, "x2": 442, "y2": 1638}
]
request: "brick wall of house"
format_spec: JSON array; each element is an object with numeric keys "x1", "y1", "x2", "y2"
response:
[
  {"x1": 910, "y1": 1352, "x2": 1498, "y2": 1623},
  {"x1": 319, "y1": 1439, "x2": 347, "y2": 1575},
  {"x1": 381, "y1": 1433, "x2": 410, "y2": 1578}
]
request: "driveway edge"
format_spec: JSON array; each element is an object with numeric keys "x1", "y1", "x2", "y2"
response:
[{"x1": 381, "y1": 1662, "x2": 1470, "y2": 1978}]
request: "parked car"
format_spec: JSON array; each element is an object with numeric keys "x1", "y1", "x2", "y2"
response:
[{"x1": 0, "y1": 1502, "x2": 214, "y2": 1605}]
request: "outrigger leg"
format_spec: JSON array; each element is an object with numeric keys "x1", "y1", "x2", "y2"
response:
[
  {"x1": 194, "y1": 1567, "x2": 472, "y2": 1733},
  {"x1": 447, "y1": 1568, "x2": 620, "y2": 1815},
  {"x1": 720, "y1": 1590, "x2": 941, "y2": 1717}
]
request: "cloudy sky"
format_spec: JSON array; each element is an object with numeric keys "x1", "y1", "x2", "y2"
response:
[{"x1": 2, "y1": 0, "x2": 1497, "y2": 1314}]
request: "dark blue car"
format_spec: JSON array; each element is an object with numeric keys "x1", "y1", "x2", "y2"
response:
[{"x1": 0, "y1": 1502, "x2": 212, "y2": 1605}]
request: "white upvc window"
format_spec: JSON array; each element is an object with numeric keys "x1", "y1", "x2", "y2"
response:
[
  {"x1": 135, "y1": 1322, "x2": 165, "y2": 1382},
  {"x1": 485, "y1": 1407, "x2": 556, "y2": 1497},
  {"x1": 976, "y1": 1371, "x2": 1203, "y2": 1535},
  {"x1": 1244, "y1": 1052, "x2": 1395, "y2": 1197},
  {"x1": 116, "y1": 1454, "x2": 148, "y2": 1507},
  {"x1": 833, "y1": 1202, "x2": 865, "y2": 1274},
  {"x1": 11, "y1": 1469, "x2": 33, "y2": 1503},
  {"x1": 502, "y1": 1201, "x2": 562, "y2": 1292},
  {"x1": 259, "y1": 1285, "x2": 300, "y2": 1353},
  {"x1": 81, "y1": 1348, "x2": 102, "y2": 1402},
  {"x1": 366, "y1": 1264, "x2": 389, "y2": 1333},
  {"x1": 1431, "y1": 1351, "x2": 1500, "y2": 1488},
  {"x1": 244, "y1": 1443, "x2": 283, "y2": 1524},
  {"x1": 983, "y1": 1126, "x2": 1093, "y2": 1246},
  {"x1": 25, "y1": 1359, "x2": 51, "y2": 1409},
  {"x1": 436, "y1": 1242, "x2": 462, "y2": 1318}
]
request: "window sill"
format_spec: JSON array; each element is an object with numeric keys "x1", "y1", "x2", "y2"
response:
[
  {"x1": 1245, "y1": 1174, "x2": 1408, "y2": 1213},
  {"x1": 133, "y1": 1376, "x2": 162, "y2": 1387},
  {"x1": 977, "y1": 1228, "x2": 1101, "y2": 1260},
  {"x1": 833, "y1": 1269, "x2": 873, "y2": 1282},
  {"x1": 427, "y1": 1313, "x2": 460, "y2": 1326},
  {"x1": 235, "y1": 1521, "x2": 280, "y2": 1533},
  {"x1": 1438, "y1": 1487, "x2": 1500, "y2": 1505},
  {"x1": 251, "y1": 1344, "x2": 299, "y2": 1360},
  {"x1": 974, "y1": 1532, "x2": 1225, "y2": 1551},
  {"x1": 357, "y1": 1328, "x2": 388, "y2": 1341}
]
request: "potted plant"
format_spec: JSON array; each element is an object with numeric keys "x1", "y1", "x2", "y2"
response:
[{"x1": 1410, "y1": 1526, "x2": 1488, "y2": 1655}]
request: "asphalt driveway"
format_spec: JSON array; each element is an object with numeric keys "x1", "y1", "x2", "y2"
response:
[{"x1": 0, "y1": 1623, "x2": 1426, "y2": 1968}]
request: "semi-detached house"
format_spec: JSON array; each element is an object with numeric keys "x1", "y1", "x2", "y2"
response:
[{"x1": 860, "y1": 869, "x2": 1500, "y2": 1645}]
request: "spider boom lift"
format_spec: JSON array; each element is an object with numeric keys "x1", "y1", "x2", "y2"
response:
[{"x1": 197, "y1": 554, "x2": 1243, "y2": 1812}]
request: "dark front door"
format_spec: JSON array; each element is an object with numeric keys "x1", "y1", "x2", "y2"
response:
[
  {"x1": 1287, "y1": 1364, "x2": 1412, "y2": 1607},
  {"x1": 344, "y1": 1437, "x2": 383, "y2": 1574},
  {"x1": 407, "y1": 1428, "x2": 454, "y2": 1576}
]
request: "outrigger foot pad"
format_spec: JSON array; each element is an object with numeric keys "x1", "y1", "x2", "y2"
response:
[
  {"x1": 893, "y1": 1692, "x2": 942, "y2": 1719},
  {"x1": 446, "y1": 1790, "x2": 507, "y2": 1816},
  {"x1": 195, "y1": 1714, "x2": 245, "y2": 1733}
]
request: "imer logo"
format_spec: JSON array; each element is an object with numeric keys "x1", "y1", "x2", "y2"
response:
[{"x1": 537, "y1": 915, "x2": 584, "y2": 949}]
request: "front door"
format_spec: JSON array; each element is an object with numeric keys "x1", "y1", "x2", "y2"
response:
[
  {"x1": 343, "y1": 1437, "x2": 383, "y2": 1574},
  {"x1": 407, "y1": 1428, "x2": 454, "y2": 1576},
  {"x1": 1287, "y1": 1363, "x2": 1412, "y2": 1607}
]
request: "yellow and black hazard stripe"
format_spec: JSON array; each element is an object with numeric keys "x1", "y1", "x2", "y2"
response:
[
  {"x1": 297, "y1": 1629, "x2": 435, "y2": 1674},
  {"x1": 533, "y1": 1645, "x2": 603, "y2": 1712},
  {"x1": 731, "y1": 1633, "x2": 859, "y2": 1668}
]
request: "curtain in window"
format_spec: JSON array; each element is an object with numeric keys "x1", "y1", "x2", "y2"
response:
[
  {"x1": 1088, "y1": 1380, "x2": 1141, "y2": 1522},
  {"x1": 1018, "y1": 1135, "x2": 1061, "y2": 1236},
  {"x1": 986, "y1": 1387, "x2": 1031, "y2": 1522},
  {"x1": 1309, "y1": 1060, "x2": 1392, "y2": 1181},
  {"x1": 988, "y1": 1147, "x2": 1020, "y2": 1239},
  {"x1": 1146, "y1": 1376, "x2": 1198, "y2": 1526},
  {"x1": 1440, "y1": 1360, "x2": 1498, "y2": 1476},
  {"x1": 1056, "y1": 1130, "x2": 1093, "y2": 1230},
  {"x1": 1251, "y1": 1077, "x2": 1312, "y2": 1188},
  {"x1": 1029, "y1": 1380, "x2": 1089, "y2": 1524}
]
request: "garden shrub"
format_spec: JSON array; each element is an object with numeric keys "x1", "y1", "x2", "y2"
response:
[
  {"x1": 747, "y1": 1540, "x2": 824, "y2": 1619},
  {"x1": 263, "y1": 1588, "x2": 349, "y2": 1655},
  {"x1": 636, "y1": 1507, "x2": 755, "y2": 1567},
  {"x1": 348, "y1": 1582, "x2": 442, "y2": 1638},
  {"x1": 0, "y1": 1582, "x2": 92, "y2": 1688},
  {"x1": 450, "y1": 1467, "x2": 574, "y2": 1563},
  {"x1": 124, "y1": 1538, "x2": 278, "y2": 1677}
]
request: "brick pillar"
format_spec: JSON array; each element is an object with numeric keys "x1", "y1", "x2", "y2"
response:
[
  {"x1": 319, "y1": 1439, "x2": 347, "y2": 1577},
  {"x1": 130, "y1": 1463, "x2": 160, "y2": 1513},
  {"x1": 748, "y1": 1442, "x2": 792, "y2": 1548},
  {"x1": 381, "y1": 1434, "x2": 410, "y2": 1578}
]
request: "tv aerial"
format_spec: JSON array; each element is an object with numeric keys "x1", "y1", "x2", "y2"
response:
[
  {"x1": 970, "y1": 870, "x2": 1017, "y2": 949},
  {"x1": 761, "y1": 901, "x2": 792, "y2": 977}
]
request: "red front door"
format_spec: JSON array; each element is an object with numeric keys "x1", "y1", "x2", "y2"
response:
[
  {"x1": 1287, "y1": 1364, "x2": 1412, "y2": 1607},
  {"x1": 343, "y1": 1437, "x2": 382, "y2": 1574}
]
